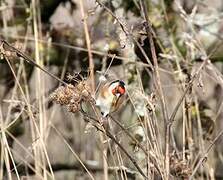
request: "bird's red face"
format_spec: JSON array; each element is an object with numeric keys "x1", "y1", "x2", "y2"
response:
[{"x1": 111, "y1": 81, "x2": 125, "y2": 96}]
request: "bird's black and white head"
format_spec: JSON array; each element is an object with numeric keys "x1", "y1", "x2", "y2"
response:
[{"x1": 109, "y1": 80, "x2": 126, "y2": 98}]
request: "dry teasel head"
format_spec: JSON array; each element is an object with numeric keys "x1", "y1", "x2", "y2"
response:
[
  {"x1": 67, "y1": 102, "x2": 80, "y2": 113},
  {"x1": 50, "y1": 84, "x2": 77, "y2": 105},
  {"x1": 75, "y1": 79, "x2": 92, "y2": 100},
  {"x1": 72, "y1": 93, "x2": 81, "y2": 101},
  {"x1": 50, "y1": 75, "x2": 94, "y2": 114},
  {"x1": 170, "y1": 153, "x2": 192, "y2": 179},
  {"x1": 82, "y1": 89, "x2": 89, "y2": 97},
  {"x1": 76, "y1": 81, "x2": 85, "y2": 91}
]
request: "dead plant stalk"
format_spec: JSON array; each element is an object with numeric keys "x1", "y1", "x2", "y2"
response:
[
  {"x1": 78, "y1": 0, "x2": 95, "y2": 93},
  {"x1": 139, "y1": 1, "x2": 169, "y2": 179}
]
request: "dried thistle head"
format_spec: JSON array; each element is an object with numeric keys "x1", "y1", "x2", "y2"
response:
[
  {"x1": 0, "y1": 41, "x2": 22, "y2": 59},
  {"x1": 50, "y1": 84, "x2": 77, "y2": 105},
  {"x1": 67, "y1": 102, "x2": 80, "y2": 113},
  {"x1": 170, "y1": 153, "x2": 192, "y2": 179},
  {"x1": 50, "y1": 74, "x2": 93, "y2": 113}
]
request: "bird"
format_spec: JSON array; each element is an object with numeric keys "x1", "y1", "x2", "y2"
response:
[{"x1": 96, "y1": 80, "x2": 126, "y2": 117}]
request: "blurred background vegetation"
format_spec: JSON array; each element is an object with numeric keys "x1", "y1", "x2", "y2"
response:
[{"x1": 1, "y1": 0, "x2": 223, "y2": 179}]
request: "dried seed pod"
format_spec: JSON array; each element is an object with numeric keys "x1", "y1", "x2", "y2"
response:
[
  {"x1": 50, "y1": 85, "x2": 75, "y2": 105},
  {"x1": 170, "y1": 154, "x2": 191, "y2": 178},
  {"x1": 57, "y1": 93, "x2": 70, "y2": 105},
  {"x1": 50, "y1": 78, "x2": 93, "y2": 115},
  {"x1": 50, "y1": 92, "x2": 57, "y2": 101},
  {"x1": 67, "y1": 103, "x2": 79, "y2": 113},
  {"x1": 76, "y1": 81, "x2": 85, "y2": 91},
  {"x1": 84, "y1": 83, "x2": 91, "y2": 92},
  {"x1": 64, "y1": 84, "x2": 75, "y2": 95},
  {"x1": 72, "y1": 93, "x2": 81, "y2": 101},
  {"x1": 82, "y1": 89, "x2": 90, "y2": 98},
  {"x1": 50, "y1": 87, "x2": 64, "y2": 104}
]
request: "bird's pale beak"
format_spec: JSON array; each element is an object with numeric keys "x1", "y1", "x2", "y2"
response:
[{"x1": 116, "y1": 93, "x2": 121, "y2": 98}]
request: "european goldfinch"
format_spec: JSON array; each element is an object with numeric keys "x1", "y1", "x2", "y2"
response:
[{"x1": 96, "y1": 80, "x2": 126, "y2": 117}]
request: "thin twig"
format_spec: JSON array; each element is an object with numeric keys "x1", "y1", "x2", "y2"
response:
[
  {"x1": 169, "y1": 59, "x2": 209, "y2": 124},
  {"x1": 0, "y1": 39, "x2": 67, "y2": 86},
  {"x1": 109, "y1": 115, "x2": 162, "y2": 176},
  {"x1": 79, "y1": 0, "x2": 95, "y2": 92},
  {"x1": 95, "y1": 0, "x2": 154, "y2": 70},
  {"x1": 51, "y1": 123, "x2": 95, "y2": 180},
  {"x1": 80, "y1": 108, "x2": 148, "y2": 179},
  {"x1": 139, "y1": 1, "x2": 169, "y2": 178},
  {"x1": 189, "y1": 129, "x2": 223, "y2": 179}
]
